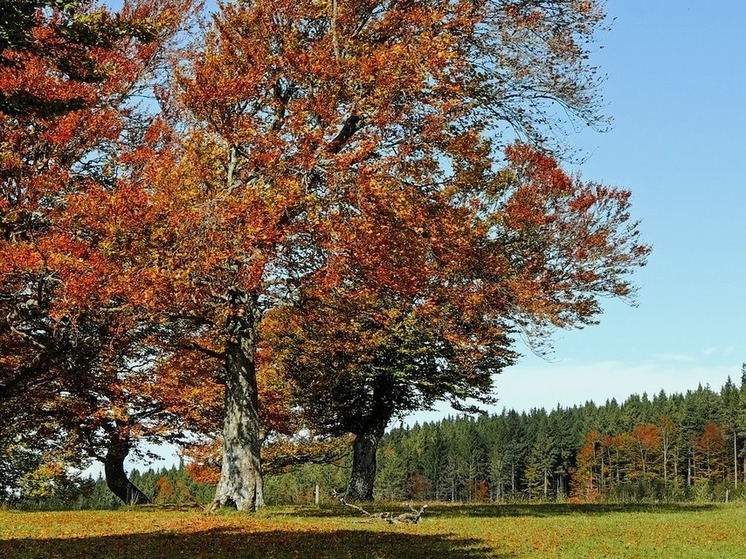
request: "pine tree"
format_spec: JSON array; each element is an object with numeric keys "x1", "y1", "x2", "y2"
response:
[{"x1": 720, "y1": 376, "x2": 740, "y2": 486}]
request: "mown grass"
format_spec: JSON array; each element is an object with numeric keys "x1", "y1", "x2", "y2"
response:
[{"x1": 1, "y1": 502, "x2": 745, "y2": 558}]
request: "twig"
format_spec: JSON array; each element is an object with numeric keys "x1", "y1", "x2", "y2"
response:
[{"x1": 339, "y1": 497, "x2": 372, "y2": 517}]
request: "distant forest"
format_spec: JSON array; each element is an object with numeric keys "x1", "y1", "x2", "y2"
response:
[
  {"x1": 15, "y1": 367, "x2": 746, "y2": 510},
  {"x1": 277, "y1": 367, "x2": 746, "y2": 505}
]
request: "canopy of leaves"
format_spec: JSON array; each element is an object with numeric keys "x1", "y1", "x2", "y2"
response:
[{"x1": 0, "y1": 0, "x2": 194, "y2": 488}]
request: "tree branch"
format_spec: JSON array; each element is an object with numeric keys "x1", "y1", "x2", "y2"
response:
[
  {"x1": 328, "y1": 113, "x2": 363, "y2": 154},
  {"x1": 189, "y1": 341, "x2": 226, "y2": 360},
  {"x1": 335, "y1": 494, "x2": 428, "y2": 524}
]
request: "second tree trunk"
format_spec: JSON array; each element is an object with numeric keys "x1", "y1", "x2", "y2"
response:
[
  {"x1": 347, "y1": 423, "x2": 386, "y2": 501},
  {"x1": 103, "y1": 438, "x2": 151, "y2": 505}
]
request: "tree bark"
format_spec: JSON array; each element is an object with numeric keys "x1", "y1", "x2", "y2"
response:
[
  {"x1": 103, "y1": 438, "x2": 151, "y2": 505},
  {"x1": 346, "y1": 422, "x2": 386, "y2": 501},
  {"x1": 212, "y1": 292, "x2": 264, "y2": 511},
  {"x1": 345, "y1": 373, "x2": 396, "y2": 502}
]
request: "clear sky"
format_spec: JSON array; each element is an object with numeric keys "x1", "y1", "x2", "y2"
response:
[{"x1": 414, "y1": 0, "x2": 746, "y2": 419}]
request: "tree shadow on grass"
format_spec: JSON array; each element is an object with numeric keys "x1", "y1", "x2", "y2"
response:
[
  {"x1": 271, "y1": 502, "x2": 718, "y2": 521},
  {"x1": 426, "y1": 502, "x2": 719, "y2": 519},
  {"x1": 0, "y1": 526, "x2": 500, "y2": 559}
]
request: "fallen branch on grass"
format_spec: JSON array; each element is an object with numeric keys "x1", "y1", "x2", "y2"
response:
[
  {"x1": 337, "y1": 496, "x2": 428, "y2": 524},
  {"x1": 393, "y1": 504, "x2": 428, "y2": 524}
]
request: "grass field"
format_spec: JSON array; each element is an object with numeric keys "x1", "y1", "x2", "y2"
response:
[{"x1": 1, "y1": 502, "x2": 745, "y2": 558}]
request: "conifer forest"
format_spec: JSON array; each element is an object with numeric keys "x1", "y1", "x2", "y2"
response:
[{"x1": 255, "y1": 371, "x2": 746, "y2": 506}]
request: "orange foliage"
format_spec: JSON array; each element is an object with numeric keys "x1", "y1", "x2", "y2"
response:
[
  {"x1": 569, "y1": 431, "x2": 602, "y2": 503},
  {"x1": 695, "y1": 421, "x2": 728, "y2": 483},
  {"x1": 154, "y1": 476, "x2": 175, "y2": 504},
  {"x1": 631, "y1": 423, "x2": 661, "y2": 476},
  {"x1": 0, "y1": 0, "x2": 197, "y2": 476}
]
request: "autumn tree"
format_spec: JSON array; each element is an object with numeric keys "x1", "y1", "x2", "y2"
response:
[
  {"x1": 570, "y1": 430, "x2": 602, "y2": 503},
  {"x1": 71, "y1": 0, "x2": 647, "y2": 509},
  {"x1": 266, "y1": 283, "x2": 514, "y2": 500},
  {"x1": 631, "y1": 423, "x2": 661, "y2": 479},
  {"x1": 1, "y1": 0, "x2": 159, "y2": 405},
  {"x1": 269, "y1": 142, "x2": 648, "y2": 499},
  {"x1": 0, "y1": 0, "x2": 194, "y2": 503},
  {"x1": 695, "y1": 421, "x2": 727, "y2": 484}
]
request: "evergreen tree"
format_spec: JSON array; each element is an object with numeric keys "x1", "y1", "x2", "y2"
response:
[
  {"x1": 736, "y1": 365, "x2": 746, "y2": 485},
  {"x1": 720, "y1": 376, "x2": 740, "y2": 485},
  {"x1": 525, "y1": 412, "x2": 558, "y2": 501},
  {"x1": 421, "y1": 426, "x2": 449, "y2": 501}
]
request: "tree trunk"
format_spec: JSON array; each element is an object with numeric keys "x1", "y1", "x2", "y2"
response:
[
  {"x1": 346, "y1": 422, "x2": 387, "y2": 501},
  {"x1": 733, "y1": 431, "x2": 738, "y2": 487},
  {"x1": 212, "y1": 293, "x2": 264, "y2": 511},
  {"x1": 511, "y1": 460, "x2": 516, "y2": 498},
  {"x1": 103, "y1": 439, "x2": 151, "y2": 505}
]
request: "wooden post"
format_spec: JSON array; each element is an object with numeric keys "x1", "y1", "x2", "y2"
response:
[{"x1": 315, "y1": 483, "x2": 320, "y2": 505}]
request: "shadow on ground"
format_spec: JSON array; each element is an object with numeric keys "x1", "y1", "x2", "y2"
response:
[
  {"x1": 424, "y1": 502, "x2": 718, "y2": 519},
  {"x1": 0, "y1": 526, "x2": 500, "y2": 559},
  {"x1": 280, "y1": 501, "x2": 718, "y2": 520}
]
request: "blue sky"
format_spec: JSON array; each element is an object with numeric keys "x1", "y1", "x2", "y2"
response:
[{"x1": 442, "y1": 0, "x2": 746, "y2": 416}]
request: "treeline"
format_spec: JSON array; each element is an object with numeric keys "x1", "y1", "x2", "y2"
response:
[
  {"x1": 13, "y1": 462, "x2": 349, "y2": 510},
  {"x1": 13, "y1": 369, "x2": 746, "y2": 509},
  {"x1": 271, "y1": 370, "x2": 746, "y2": 504}
]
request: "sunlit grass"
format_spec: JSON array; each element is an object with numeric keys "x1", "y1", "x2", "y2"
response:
[{"x1": 1, "y1": 502, "x2": 745, "y2": 558}]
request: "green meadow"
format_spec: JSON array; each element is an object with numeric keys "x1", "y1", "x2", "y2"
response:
[{"x1": 2, "y1": 503, "x2": 745, "y2": 558}]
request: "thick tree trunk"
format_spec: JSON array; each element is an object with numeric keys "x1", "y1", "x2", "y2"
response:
[
  {"x1": 347, "y1": 422, "x2": 386, "y2": 501},
  {"x1": 103, "y1": 439, "x2": 151, "y2": 505},
  {"x1": 212, "y1": 294, "x2": 264, "y2": 511},
  {"x1": 345, "y1": 373, "x2": 396, "y2": 502}
]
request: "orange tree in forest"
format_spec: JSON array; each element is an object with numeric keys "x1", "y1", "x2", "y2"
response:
[
  {"x1": 75, "y1": 0, "x2": 647, "y2": 509},
  {"x1": 570, "y1": 430, "x2": 602, "y2": 503},
  {"x1": 0, "y1": 0, "x2": 194, "y2": 503},
  {"x1": 631, "y1": 423, "x2": 661, "y2": 480},
  {"x1": 695, "y1": 421, "x2": 728, "y2": 484}
]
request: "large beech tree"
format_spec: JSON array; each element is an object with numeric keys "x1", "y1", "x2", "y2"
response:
[
  {"x1": 73, "y1": 0, "x2": 645, "y2": 510},
  {"x1": 0, "y1": 0, "x2": 193, "y2": 502},
  {"x1": 270, "y1": 144, "x2": 649, "y2": 500}
]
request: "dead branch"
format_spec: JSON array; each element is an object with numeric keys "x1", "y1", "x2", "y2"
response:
[
  {"x1": 336, "y1": 493, "x2": 428, "y2": 524},
  {"x1": 394, "y1": 504, "x2": 428, "y2": 524}
]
